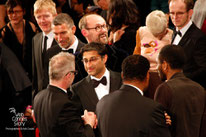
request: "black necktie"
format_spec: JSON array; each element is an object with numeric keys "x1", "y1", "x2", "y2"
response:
[
  {"x1": 62, "y1": 49, "x2": 73, "y2": 54},
  {"x1": 92, "y1": 76, "x2": 107, "y2": 88},
  {"x1": 42, "y1": 36, "x2": 48, "y2": 60}
]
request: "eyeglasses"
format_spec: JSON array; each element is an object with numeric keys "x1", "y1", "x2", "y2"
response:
[
  {"x1": 86, "y1": 24, "x2": 108, "y2": 32},
  {"x1": 169, "y1": 11, "x2": 188, "y2": 17},
  {"x1": 82, "y1": 56, "x2": 102, "y2": 64},
  {"x1": 7, "y1": 10, "x2": 23, "y2": 15},
  {"x1": 65, "y1": 70, "x2": 78, "y2": 76}
]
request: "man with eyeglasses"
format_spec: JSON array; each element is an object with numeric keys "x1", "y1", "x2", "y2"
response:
[
  {"x1": 34, "y1": 52, "x2": 96, "y2": 137},
  {"x1": 169, "y1": 0, "x2": 206, "y2": 89},
  {"x1": 71, "y1": 42, "x2": 122, "y2": 137},
  {"x1": 44, "y1": 13, "x2": 87, "y2": 85},
  {"x1": 78, "y1": 13, "x2": 128, "y2": 72}
]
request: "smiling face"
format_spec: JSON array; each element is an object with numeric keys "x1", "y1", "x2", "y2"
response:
[
  {"x1": 83, "y1": 15, "x2": 109, "y2": 44},
  {"x1": 7, "y1": 5, "x2": 24, "y2": 25},
  {"x1": 169, "y1": 0, "x2": 193, "y2": 30},
  {"x1": 35, "y1": 9, "x2": 55, "y2": 34},
  {"x1": 82, "y1": 50, "x2": 107, "y2": 78},
  {"x1": 53, "y1": 23, "x2": 75, "y2": 49}
]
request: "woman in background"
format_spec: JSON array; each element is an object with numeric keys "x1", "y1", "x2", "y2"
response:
[
  {"x1": 107, "y1": 0, "x2": 140, "y2": 55},
  {"x1": 0, "y1": 0, "x2": 37, "y2": 80},
  {"x1": 133, "y1": 10, "x2": 173, "y2": 99}
]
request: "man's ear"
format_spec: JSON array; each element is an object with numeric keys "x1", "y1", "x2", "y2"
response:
[
  {"x1": 188, "y1": 9, "x2": 193, "y2": 19},
  {"x1": 103, "y1": 54, "x2": 108, "y2": 64},
  {"x1": 72, "y1": 25, "x2": 76, "y2": 34},
  {"x1": 81, "y1": 29, "x2": 87, "y2": 37}
]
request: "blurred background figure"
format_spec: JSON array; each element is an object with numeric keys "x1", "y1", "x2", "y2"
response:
[
  {"x1": 0, "y1": 42, "x2": 32, "y2": 136},
  {"x1": 0, "y1": 0, "x2": 37, "y2": 81},
  {"x1": 192, "y1": 0, "x2": 206, "y2": 35},
  {"x1": 0, "y1": 0, "x2": 6, "y2": 29},
  {"x1": 107, "y1": 0, "x2": 140, "y2": 55},
  {"x1": 133, "y1": 10, "x2": 173, "y2": 99}
]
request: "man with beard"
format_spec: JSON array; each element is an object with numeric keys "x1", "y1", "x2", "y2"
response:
[
  {"x1": 96, "y1": 55, "x2": 171, "y2": 137},
  {"x1": 155, "y1": 45, "x2": 205, "y2": 137},
  {"x1": 78, "y1": 13, "x2": 128, "y2": 72}
]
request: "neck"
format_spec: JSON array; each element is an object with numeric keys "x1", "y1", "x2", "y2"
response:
[
  {"x1": 50, "y1": 80, "x2": 68, "y2": 90},
  {"x1": 11, "y1": 19, "x2": 24, "y2": 29},
  {"x1": 167, "y1": 69, "x2": 182, "y2": 80},
  {"x1": 123, "y1": 80, "x2": 145, "y2": 92}
]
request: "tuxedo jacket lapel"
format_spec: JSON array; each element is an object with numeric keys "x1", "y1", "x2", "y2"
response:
[{"x1": 85, "y1": 76, "x2": 99, "y2": 105}]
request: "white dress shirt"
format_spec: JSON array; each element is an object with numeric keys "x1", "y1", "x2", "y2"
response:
[
  {"x1": 172, "y1": 20, "x2": 192, "y2": 45},
  {"x1": 42, "y1": 31, "x2": 55, "y2": 51},
  {"x1": 91, "y1": 69, "x2": 110, "y2": 100}
]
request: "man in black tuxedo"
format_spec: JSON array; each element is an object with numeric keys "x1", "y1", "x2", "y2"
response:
[
  {"x1": 44, "y1": 13, "x2": 87, "y2": 86},
  {"x1": 71, "y1": 42, "x2": 122, "y2": 137},
  {"x1": 169, "y1": 0, "x2": 206, "y2": 89},
  {"x1": 32, "y1": 0, "x2": 58, "y2": 97},
  {"x1": 34, "y1": 52, "x2": 96, "y2": 137},
  {"x1": 71, "y1": 42, "x2": 122, "y2": 112},
  {"x1": 78, "y1": 13, "x2": 128, "y2": 72},
  {"x1": 96, "y1": 55, "x2": 171, "y2": 137}
]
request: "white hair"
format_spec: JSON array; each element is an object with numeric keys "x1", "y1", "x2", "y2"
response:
[{"x1": 146, "y1": 10, "x2": 167, "y2": 36}]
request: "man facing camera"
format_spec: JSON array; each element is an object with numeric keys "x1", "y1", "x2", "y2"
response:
[
  {"x1": 34, "y1": 52, "x2": 96, "y2": 137},
  {"x1": 96, "y1": 55, "x2": 171, "y2": 137}
]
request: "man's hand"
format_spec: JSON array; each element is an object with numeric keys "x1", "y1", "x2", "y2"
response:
[{"x1": 82, "y1": 110, "x2": 97, "y2": 128}]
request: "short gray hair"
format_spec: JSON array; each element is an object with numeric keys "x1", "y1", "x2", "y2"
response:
[
  {"x1": 49, "y1": 52, "x2": 75, "y2": 80},
  {"x1": 146, "y1": 10, "x2": 167, "y2": 36},
  {"x1": 52, "y1": 13, "x2": 74, "y2": 27}
]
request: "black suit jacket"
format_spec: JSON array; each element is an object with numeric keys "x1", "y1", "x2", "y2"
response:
[
  {"x1": 33, "y1": 85, "x2": 95, "y2": 137},
  {"x1": 105, "y1": 44, "x2": 128, "y2": 72},
  {"x1": 172, "y1": 23, "x2": 206, "y2": 89},
  {"x1": 32, "y1": 32, "x2": 58, "y2": 97},
  {"x1": 96, "y1": 85, "x2": 171, "y2": 137},
  {"x1": 44, "y1": 39, "x2": 87, "y2": 87},
  {"x1": 155, "y1": 72, "x2": 205, "y2": 137},
  {"x1": 71, "y1": 70, "x2": 122, "y2": 112}
]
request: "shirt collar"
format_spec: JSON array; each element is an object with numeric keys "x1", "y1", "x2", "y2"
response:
[
  {"x1": 43, "y1": 31, "x2": 54, "y2": 39},
  {"x1": 124, "y1": 84, "x2": 144, "y2": 96},
  {"x1": 177, "y1": 20, "x2": 192, "y2": 37},
  {"x1": 61, "y1": 36, "x2": 78, "y2": 53}
]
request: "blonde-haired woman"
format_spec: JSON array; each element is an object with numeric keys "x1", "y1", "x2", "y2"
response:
[{"x1": 133, "y1": 10, "x2": 173, "y2": 99}]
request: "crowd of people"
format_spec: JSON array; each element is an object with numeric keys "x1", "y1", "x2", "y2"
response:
[{"x1": 0, "y1": 0, "x2": 206, "y2": 137}]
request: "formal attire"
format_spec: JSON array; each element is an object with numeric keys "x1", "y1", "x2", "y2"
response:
[
  {"x1": 33, "y1": 85, "x2": 95, "y2": 137},
  {"x1": 71, "y1": 70, "x2": 122, "y2": 112},
  {"x1": 32, "y1": 32, "x2": 58, "y2": 97},
  {"x1": 71, "y1": 70, "x2": 122, "y2": 137},
  {"x1": 44, "y1": 37, "x2": 87, "y2": 86},
  {"x1": 154, "y1": 72, "x2": 205, "y2": 137},
  {"x1": 96, "y1": 84, "x2": 171, "y2": 137},
  {"x1": 0, "y1": 21, "x2": 36, "y2": 80},
  {"x1": 171, "y1": 21, "x2": 206, "y2": 89}
]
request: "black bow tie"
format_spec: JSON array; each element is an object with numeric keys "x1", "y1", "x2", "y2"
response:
[
  {"x1": 174, "y1": 30, "x2": 182, "y2": 37},
  {"x1": 92, "y1": 76, "x2": 107, "y2": 88},
  {"x1": 62, "y1": 49, "x2": 73, "y2": 54}
]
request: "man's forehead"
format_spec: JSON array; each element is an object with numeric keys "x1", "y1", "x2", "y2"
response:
[{"x1": 86, "y1": 15, "x2": 106, "y2": 25}]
